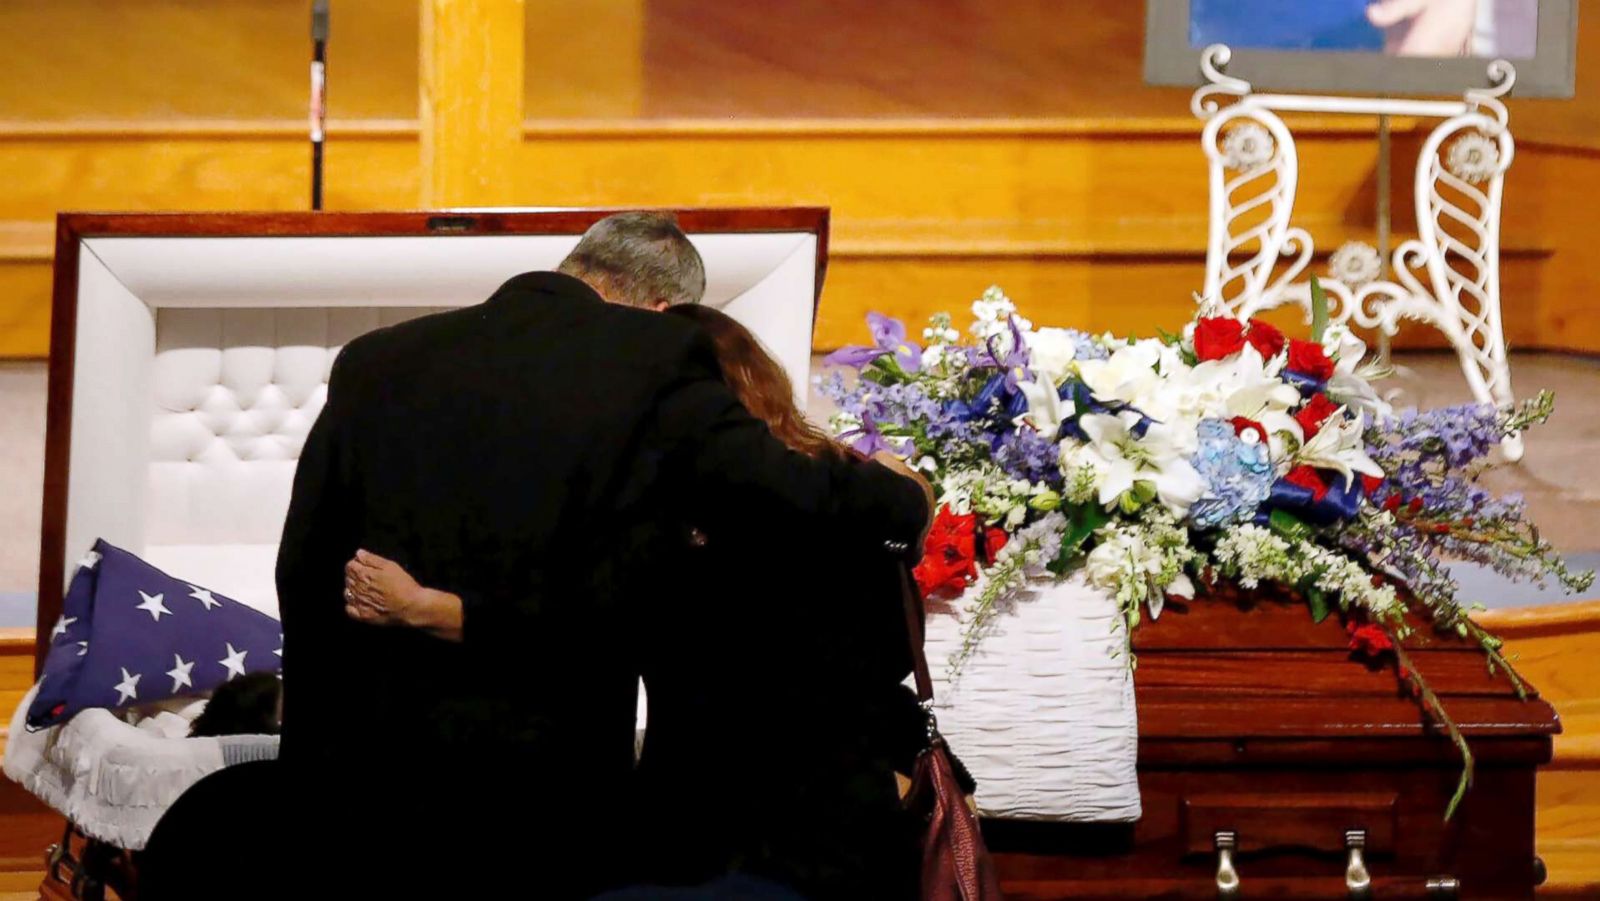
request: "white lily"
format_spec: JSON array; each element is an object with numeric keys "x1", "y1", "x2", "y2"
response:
[
  {"x1": 1297, "y1": 409, "x2": 1385, "y2": 488},
  {"x1": 1016, "y1": 377, "x2": 1069, "y2": 437},
  {"x1": 1326, "y1": 371, "x2": 1394, "y2": 420},
  {"x1": 1216, "y1": 344, "x2": 1302, "y2": 421},
  {"x1": 1076, "y1": 412, "x2": 1207, "y2": 515},
  {"x1": 1320, "y1": 323, "x2": 1369, "y2": 376}
]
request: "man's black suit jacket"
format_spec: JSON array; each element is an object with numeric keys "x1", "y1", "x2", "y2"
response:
[{"x1": 273, "y1": 272, "x2": 927, "y2": 893}]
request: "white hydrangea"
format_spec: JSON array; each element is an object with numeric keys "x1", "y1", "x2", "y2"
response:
[{"x1": 1024, "y1": 328, "x2": 1081, "y2": 383}]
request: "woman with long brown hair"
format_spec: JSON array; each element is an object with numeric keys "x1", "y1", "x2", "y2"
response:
[{"x1": 344, "y1": 305, "x2": 945, "y2": 899}]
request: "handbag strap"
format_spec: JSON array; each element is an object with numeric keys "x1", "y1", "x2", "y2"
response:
[{"x1": 898, "y1": 565, "x2": 935, "y2": 705}]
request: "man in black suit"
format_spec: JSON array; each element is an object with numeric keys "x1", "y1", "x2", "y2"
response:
[{"x1": 264, "y1": 212, "x2": 930, "y2": 897}]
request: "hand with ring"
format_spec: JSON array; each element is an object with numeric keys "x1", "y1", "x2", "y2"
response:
[{"x1": 343, "y1": 550, "x2": 463, "y2": 641}]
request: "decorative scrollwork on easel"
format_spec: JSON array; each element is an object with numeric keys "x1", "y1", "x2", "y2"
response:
[{"x1": 1191, "y1": 49, "x2": 1525, "y2": 459}]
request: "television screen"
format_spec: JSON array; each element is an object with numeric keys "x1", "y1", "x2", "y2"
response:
[
  {"x1": 1146, "y1": 0, "x2": 1575, "y2": 97},
  {"x1": 1188, "y1": 0, "x2": 1539, "y2": 60}
]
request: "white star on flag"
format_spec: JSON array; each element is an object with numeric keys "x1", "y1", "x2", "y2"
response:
[
  {"x1": 51, "y1": 616, "x2": 77, "y2": 640},
  {"x1": 167, "y1": 654, "x2": 195, "y2": 692},
  {"x1": 114, "y1": 667, "x2": 141, "y2": 704},
  {"x1": 76, "y1": 641, "x2": 89, "y2": 657},
  {"x1": 78, "y1": 550, "x2": 102, "y2": 570},
  {"x1": 220, "y1": 643, "x2": 248, "y2": 680},
  {"x1": 188, "y1": 586, "x2": 221, "y2": 611},
  {"x1": 274, "y1": 634, "x2": 283, "y2": 658},
  {"x1": 136, "y1": 590, "x2": 172, "y2": 622}
]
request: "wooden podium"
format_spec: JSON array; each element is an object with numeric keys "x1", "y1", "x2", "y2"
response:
[{"x1": 989, "y1": 586, "x2": 1557, "y2": 900}]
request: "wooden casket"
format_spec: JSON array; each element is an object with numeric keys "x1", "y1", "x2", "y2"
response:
[{"x1": 987, "y1": 585, "x2": 1558, "y2": 901}]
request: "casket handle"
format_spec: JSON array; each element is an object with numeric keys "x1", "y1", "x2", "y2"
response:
[
  {"x1": 1214, "y1": 830, "x2": 1240, "y2": 899},
  {"x1": 1425, "y1": 876, "x2": 1461, "y2": 898},
  {"x1": 1344, "y1": 829, "x2": 1372, "y2": 899}
]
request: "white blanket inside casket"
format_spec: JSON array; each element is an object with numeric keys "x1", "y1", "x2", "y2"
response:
[{"x1": 4, "y1": 686, "x2": 278, "y2": 851}]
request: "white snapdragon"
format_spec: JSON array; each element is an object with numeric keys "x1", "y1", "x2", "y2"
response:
[
  {"x1": 939, "y1": 465, "x2": 1036, "y2": 528},
  {"x1": 1084, "y1": 514, "x2": 1197, "y2": 622},
  {"x1": 970, "y1": 286, "x2": 1032, "y2": 345},
  {"x1": 1211, "y1": 525, "x2": 1402, "y2": 616}
]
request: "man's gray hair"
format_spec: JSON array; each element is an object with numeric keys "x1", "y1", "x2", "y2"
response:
[{"x1": 556, "y1": 211, "x2": 707, "y2": 308}]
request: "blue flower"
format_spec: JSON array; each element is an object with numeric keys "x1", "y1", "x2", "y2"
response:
[
  {"x1": 824, "y1": 312, "x2": 922, "y2": 372},
  {"x1": 1188, "y1": 419, "x2": 1274, "y2": 529}
]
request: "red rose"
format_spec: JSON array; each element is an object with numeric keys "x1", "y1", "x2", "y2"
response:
[
  {"x1": 1286, "y1": 339, "x2": 1335, "y2": 381},
  {"x1": 1293, "y1": 393, "x2": 1341, "y2": 440},
  {"x1": 1194, "y1": 317, "x2": 1246, "y2": 361},
  {"x1": 913, "y1": 507, "x2": 978, "y2": 597},
  {"x1": 1229, "y1": 416, "x2": 1268, "y2": 444},
  {"x1": 983, "y1": 526, "x2": 1008, "y2": 562},
  {"x1": 1245, "y1": 319, "x2": 1286, "y2": 358},
  {"x1": 1347, "y1": 622, "x2": 1394, "y2": 657},
  {"x1": 1360, "y1": 474, "x2": 1384, "y2": 496},
  {"x1": 1284, "y1": 465, "x2": 1330, "y2": 502}
]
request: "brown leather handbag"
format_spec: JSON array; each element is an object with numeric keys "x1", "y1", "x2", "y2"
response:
[{"x1": 898, "y1": 566, "x2": 1006, "y2": 901}]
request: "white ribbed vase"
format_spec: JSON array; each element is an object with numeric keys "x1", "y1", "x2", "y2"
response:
[{"x1": 920, "y1": 571, "x2": 1142, "y2": 822}]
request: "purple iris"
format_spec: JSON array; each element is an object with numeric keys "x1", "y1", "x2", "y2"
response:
[
  {"x1": 824, "y1": 312, "x2": 922, "y2": 372},
  {"x1": 836, "y1": 413, "x2": 906, "y2": 457}
]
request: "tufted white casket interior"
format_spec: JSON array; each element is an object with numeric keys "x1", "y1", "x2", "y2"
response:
[{"x1": 63, "y1": 231, "x2": 820, "y2": 617}]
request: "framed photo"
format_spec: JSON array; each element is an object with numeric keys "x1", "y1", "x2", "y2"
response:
[{"x1": 1145, "y1": 0, "x2": 1578, "y2": 98}]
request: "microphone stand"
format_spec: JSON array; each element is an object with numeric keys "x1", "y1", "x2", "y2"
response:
[{"x1": 310, "y1": 0, "x2": 329, "y2": 210}]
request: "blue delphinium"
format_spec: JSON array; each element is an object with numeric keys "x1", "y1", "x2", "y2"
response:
[{"x1": 1187, "y1": 419, "x2": 1275, "y2": 529}]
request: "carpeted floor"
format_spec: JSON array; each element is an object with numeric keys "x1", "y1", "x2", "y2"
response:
[{"x1": 1, "y1": 351, "x2": 1596, "y2": 626}]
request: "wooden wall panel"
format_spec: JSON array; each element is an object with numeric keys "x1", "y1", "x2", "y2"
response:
[
  {"x1": 0, "y1": 127, "x2": 418, "y2": 357},
  {"x1": 0, "y1": 128, "x2": 419, "y2": 220},
  {"x1": 1475, "y1": 603, "x2": 1600, "y2": 895},
  {"x1": 0, "y1": 0, "x2": 418, "y2": 122},
  {"x1": 2, "y1": 0, "x2": 1598, "y2": 361}
]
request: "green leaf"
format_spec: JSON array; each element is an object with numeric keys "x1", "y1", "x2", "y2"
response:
[
  {"x1": 1268, "y1": 509, "x2": 1313, "y2": 543},
  {"x1": 1309, "y1": 275, "x2": 1330, "y2": 344},
  {"x1": 1045, "y1": 547, "x2": 1082, "y2": 577},
  {"x1": 1307, "y1": 588, "x2": 1331, "y2": 624},
  {"x1": 1062, "y1": 503, "x2": 1111, "y2": 553}
]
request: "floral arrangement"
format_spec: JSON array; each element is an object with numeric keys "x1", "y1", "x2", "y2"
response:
[{"x1": 820, "y1": 282, "x2": 1591, "y2": 818}]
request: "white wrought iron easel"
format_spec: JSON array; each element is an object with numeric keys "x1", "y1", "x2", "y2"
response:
[{"x1": 1192, "y1": 44, "x2": 1525, "y2": 460}]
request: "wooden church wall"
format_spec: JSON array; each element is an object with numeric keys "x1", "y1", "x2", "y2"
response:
[{"x1": 2, "y1": 1, "x2": 1600, "y2": 358}]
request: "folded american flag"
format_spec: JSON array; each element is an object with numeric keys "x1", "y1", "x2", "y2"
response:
[{"x1": 28, "y1": 540, "x2": 282, "y2": 730}]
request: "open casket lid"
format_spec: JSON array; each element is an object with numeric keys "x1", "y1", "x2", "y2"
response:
[{"x1": 37, "y1": 209, "x2": 829, "y2": 670}]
